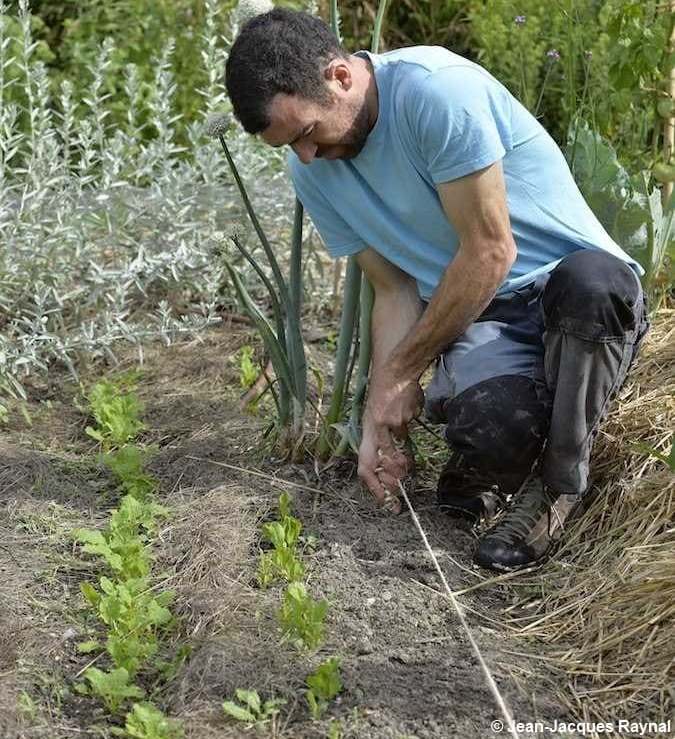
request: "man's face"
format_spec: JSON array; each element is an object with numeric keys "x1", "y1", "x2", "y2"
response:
[{"x1": 260, "y1": 64, "x2": 373, "y2": 163}]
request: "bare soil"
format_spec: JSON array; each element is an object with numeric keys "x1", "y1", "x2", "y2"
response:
[{"x1": 0, "y1": 322, "x2": 568, "y2": 739}]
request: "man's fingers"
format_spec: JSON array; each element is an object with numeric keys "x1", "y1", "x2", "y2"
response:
[
  {"x1": 378, "y1": 449, "x2": 410, "y2": 479},
  {"x1": 374, "y1": 465, "x2": 399, "y2": 492},
  {"x1": 374, "y1": 424, "x2": 397, "y2": 459},
  {"x1": 358, "y1": 459, "x2": 402, "y2": 514},
  {"x1": 357, "y1": 463, "x2": 387, "y2": 505}
]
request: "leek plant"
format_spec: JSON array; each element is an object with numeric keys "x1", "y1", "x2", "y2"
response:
[
  {"x1": 211, "y1": 0, "x2": 390, "y2": 458},
  {"x1": 208, "y1": 114, "x2": 307, "y2": 456}
]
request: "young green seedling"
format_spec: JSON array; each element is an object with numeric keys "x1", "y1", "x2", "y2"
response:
[
  {"x1": 80, "y1": 666, "x2": 144, "y2": 714},
  {"x1": 104, "y1": 445, "x2": 160, "y2": 501},
  {"x1": 118, "y1": 702, "x2": 184, "y2": 739},
  {"x1": 279, "y1": 582, "x2": 328, "y2": 651},
  {"x1": 237, "y1": 345, "x2": 258, "y2": 389},
  {"x1": 306, "y1": 657, "x2": 342, "y2": 720},
  {"x1": 222, "y1": 689, "x2": 286, "y2": 727},
  {"x1": 74, "y1": 374, "x2": 181, "y2": 733},
  {"x1": 327, "y1": 718, "x2": 344, "y2": 739},
  {"x1": 86, "y1": 380, "x2": 146, "y2": 448},
  {"x1": 257, "y1": 492, "x2": 305, "y2": 586}
]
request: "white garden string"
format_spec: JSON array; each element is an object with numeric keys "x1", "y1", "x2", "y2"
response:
[{"x1": 396, "y1": 479, "x2": 520, "y2": 739}]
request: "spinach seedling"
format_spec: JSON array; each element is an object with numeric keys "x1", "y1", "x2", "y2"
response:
[
  {"x1": 279, "y1": 582, "x2": 328, "y2": 651},
  {"x1": 222, "y1": 689, "x2": 286, "y2": 726},
  {"x1": 306, "y1": 657, "x2": 342, "y2": 719},
  {"x1": 79, "y1": 666, "x2": 144, "y2": 713},
  {"x1": 118, "y1": 702, "x2": 183, "y2": 739}
]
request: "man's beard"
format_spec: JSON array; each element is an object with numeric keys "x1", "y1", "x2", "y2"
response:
[{"x1": 328, "y1": 99, "x2": 373, "y2": 159}]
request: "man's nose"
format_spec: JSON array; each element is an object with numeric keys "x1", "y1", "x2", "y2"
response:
[{"x1": 292, "y1": 140, "x2": 317, "y2": 164}]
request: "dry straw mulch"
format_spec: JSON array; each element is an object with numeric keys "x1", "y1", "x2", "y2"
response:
[{"x1": 507, "y1": 309, "x2": 674, "y2": 723}]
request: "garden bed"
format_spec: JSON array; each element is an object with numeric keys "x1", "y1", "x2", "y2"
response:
[
  {"x1": 1, "y1": 313, "x2": 672, "y2": 738},
  {"x1": 0, "y1": 321, "x2": 557, "y2": 738}
]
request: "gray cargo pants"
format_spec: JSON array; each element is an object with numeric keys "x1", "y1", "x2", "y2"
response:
[{"x1": 424, "y1": 250, "x2": 649, "y2": 495}]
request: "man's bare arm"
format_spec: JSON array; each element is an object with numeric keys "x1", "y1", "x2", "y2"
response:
[
  {"x1": 355, "y1": 248, "x2": 423, "y2": 507},
  {"x1": 356, "y1": 248, "x2": 423, "y2": 385},
  {"x1": 368, "y1": 161, "x2": 517, "y2": 450}
]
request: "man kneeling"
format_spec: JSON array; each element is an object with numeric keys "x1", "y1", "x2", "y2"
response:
[{"x1": 224, "y1": 9, "x2": 648, "y2": 571}]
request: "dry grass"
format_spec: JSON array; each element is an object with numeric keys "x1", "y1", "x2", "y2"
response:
[
  {"x1": 160, "y1": 483, "x2": 304, "y2": 734},
  {"x1": 506, "y1": 310, "x2": 675, "y2": 722},
  {"x1": 162, "y1": 484, "x2": 262, "y2": 636}
]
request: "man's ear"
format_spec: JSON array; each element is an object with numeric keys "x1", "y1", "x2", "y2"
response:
[{"x1": 324, "y1": 58, "x2": 352, "y2": 91}]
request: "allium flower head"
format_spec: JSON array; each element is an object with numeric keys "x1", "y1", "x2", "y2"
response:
[
  {"x1": 546, "y1": 49, "x2": 561, "y2": 61},
  {"x1": 231, "y1": 0, "x2": 275, "y2": 32},
  {"x1": 584, "y1": 50, "x2": 593, "y2": 60},
  {"x1": 514, "y1": 15, "x2": 527, "y2": 26},
  {"x1": 205, "y1": 113, "x2": 231, "y2": 139}
]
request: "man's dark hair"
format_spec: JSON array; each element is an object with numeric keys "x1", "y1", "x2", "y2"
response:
[{"x1": 225, "y1": 8, "x2": 347, "y2": 134}]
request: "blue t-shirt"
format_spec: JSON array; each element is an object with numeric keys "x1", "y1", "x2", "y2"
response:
[{"x1": 288, "y1": 46, "x2": 641, "y2": 300}]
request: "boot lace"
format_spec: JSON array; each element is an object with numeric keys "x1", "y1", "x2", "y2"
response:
[{"x1": 487, "y1": 482, "x2": 554, "y2": 546}]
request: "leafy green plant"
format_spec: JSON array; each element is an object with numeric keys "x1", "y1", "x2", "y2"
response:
[
  {"x1": 306, "y1": 657, "x2": 342, "y2": 719},
  {"x1": 86, "y1": 380, "x2": 146, "y2": 447},
  {"x1": 222, "y1": 689, "x2": 286, "y2": 725},
  {"x1": 258, "y1": 541, "x2": 305, "y2": 587},
  {"x1": 24, "y1": 0, "x2": 234, "y2": 145},
  {"x1": 103, "y1": 445, "x2": 159, "y2": 501},
  {"x1": 81, "y1": 667, "x2": 144, "y2": 713},
  {"x1": 74, "y1": 492, "x2": 167, "y2": 578},
  {"x1": 237, "y1": 344, "x2": 258, "y2": 389},
  {"x1": 75, "y1": 526, "x2": 149, "y2": 580},
  {"x1": 279, "y1": 582, "x2": 328, "y2": 651},
  {"x1": 73, "y1": 376, "x2": 182, "y2": 730},
  {"x1": 600, "y1": 0, "x2": 673, "y2": 171},
  {"x1": 120, "y1": 702, "x2": 184, "y2": 739},
  {"x1": 567, "y1": 118, "x2": 674, "y2": 295},
  {"x1": 257, "y1": 492, "x2": 305, "y2": 586},
  {"x1": 80, "y1": 575, "x2": 174, "y2": 676}
]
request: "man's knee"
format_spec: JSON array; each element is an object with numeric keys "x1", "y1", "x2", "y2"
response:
[
  {"x1": 543, "y1": 250, "x2": 642, "y2": 338},
  {"x1": 442, "y1": 375, "x2": 549, "y2": 475}
]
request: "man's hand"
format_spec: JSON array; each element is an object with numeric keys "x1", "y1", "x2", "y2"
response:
[
  {"x1": 357, "y1": 375, "x2": 423, "y2": 512},
  {"x1": 357, "y1": 418, "x2": 410, "y2": 514}
]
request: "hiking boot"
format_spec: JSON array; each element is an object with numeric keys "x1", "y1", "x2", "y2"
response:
[
  {"x1": 474, "y1": 478, "x2": 582, "y2": 571},
  {"x1": 437, "y1": 455, "x2": 508, "y2": 522}
]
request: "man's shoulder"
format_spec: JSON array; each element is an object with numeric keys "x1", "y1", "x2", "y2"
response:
[
  {"x1": 376, "y1": 46, "x2": 494, "y2": 91},
  {"x1": 374, "y1": 45, "x2": 468, "y2": 73},
  {"x1": 377, "y1": 47, "x2": 506, "y2": 124}
]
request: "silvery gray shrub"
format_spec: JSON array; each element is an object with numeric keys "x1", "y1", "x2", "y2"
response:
[{"x1": 0, "y1": 0, "x2": 325, "y2": 414}]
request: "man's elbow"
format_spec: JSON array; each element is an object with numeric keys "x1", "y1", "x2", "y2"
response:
[
  {"x1": 502, "y1": 236, "x2": 517, "y2": 271},
  {"x1": 474, "y1": 236, "x2": 517, "y2": 280}
]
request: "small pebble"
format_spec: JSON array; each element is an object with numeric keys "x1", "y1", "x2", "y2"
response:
[
  {"x1": 381, "y1": 591, "x2": 393, "y2": 602},
  {"x1": 356, "y1": 639, "x2": 373, "y2": 655}
]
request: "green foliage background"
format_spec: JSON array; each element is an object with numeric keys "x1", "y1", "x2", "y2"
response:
[
  {"x1": 9, "y1": 0, "x2": 235, "y2": 136},
  {"x1": 4, "y1": 0, "x2": 671, "y2": 289},
  {"x1": 9, "y1": 0, "x2": 672, "y2": 168}
]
